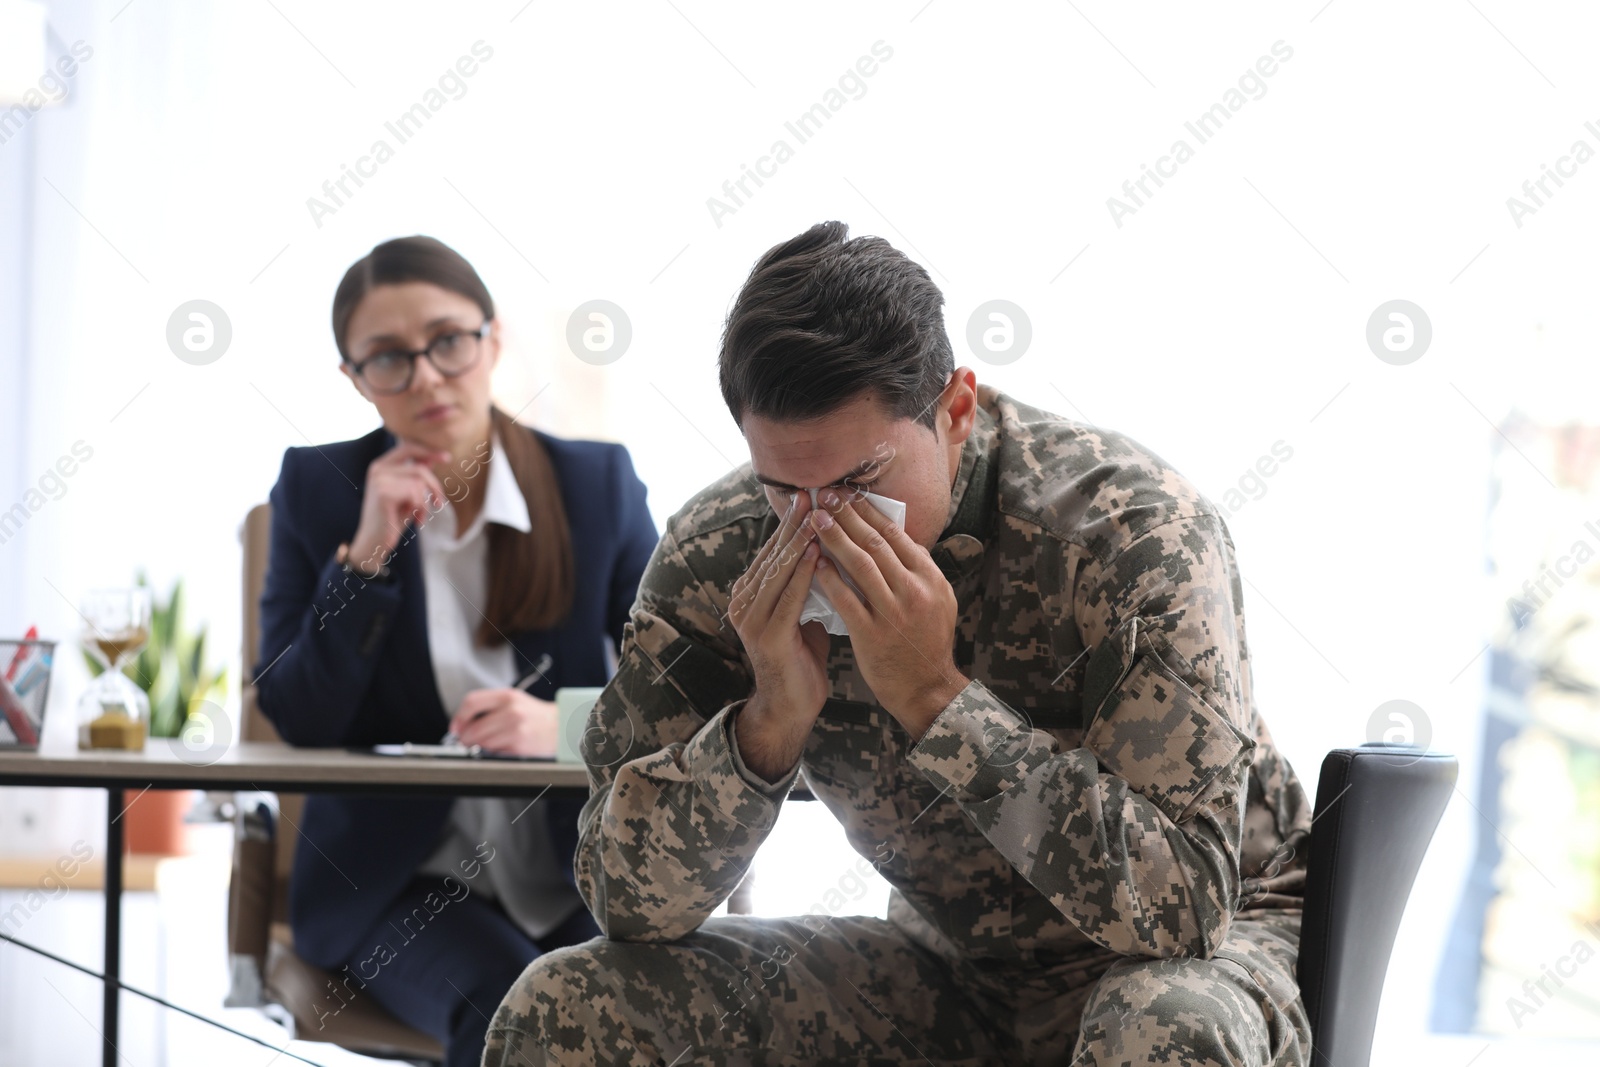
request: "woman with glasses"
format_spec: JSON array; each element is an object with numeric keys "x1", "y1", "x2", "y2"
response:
[{"x1": 253, "y1": 235, "x2": 660, "y2": 1066}]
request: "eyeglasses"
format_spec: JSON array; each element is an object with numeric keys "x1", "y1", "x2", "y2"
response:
[{"x1": 346, "y1": 322, "x2": 490, "y2": 396}]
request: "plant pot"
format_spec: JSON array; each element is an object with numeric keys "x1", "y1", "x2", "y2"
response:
[{"x1": 122, "y1": 788, "x2": 193, "y2": 856}]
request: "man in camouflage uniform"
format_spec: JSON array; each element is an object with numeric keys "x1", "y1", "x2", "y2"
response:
[{"x1": 485, "y1": 222, "x2": 1314, "y2": 1066}]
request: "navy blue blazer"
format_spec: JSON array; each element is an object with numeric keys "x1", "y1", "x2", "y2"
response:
[{"x1": 253, "y1": 422, "x2": 658, "y2": 968}]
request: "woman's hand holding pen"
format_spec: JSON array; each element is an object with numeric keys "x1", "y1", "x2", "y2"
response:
[{"x1": 447, "y1": 688, "x2": 558, "y2": 757}]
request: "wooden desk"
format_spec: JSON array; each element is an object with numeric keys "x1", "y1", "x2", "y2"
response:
[
  {"x1": 0, "y1": 739, "x2": 592, "y2": 794},
  {"x1": 0, "y1": 738, "x2": 591, "y2": 1067}
]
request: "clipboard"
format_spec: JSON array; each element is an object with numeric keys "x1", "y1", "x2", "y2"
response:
[{"x1": 356, "y1": 744, "x2": 556, "y2": 762}]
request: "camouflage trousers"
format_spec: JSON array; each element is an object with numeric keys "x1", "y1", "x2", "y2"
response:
[{"x1": 483, "y1": 909, "x2": 1309, "y2": 1066}]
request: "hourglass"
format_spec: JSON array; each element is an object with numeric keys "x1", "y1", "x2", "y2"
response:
[{"x1": 76, "y1": 588, "x2": 152, "y2": 750}]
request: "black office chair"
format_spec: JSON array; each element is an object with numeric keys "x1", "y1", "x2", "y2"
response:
[{"x1": 1297, "y1": 743, "x2": 1457, "y2": 1067}]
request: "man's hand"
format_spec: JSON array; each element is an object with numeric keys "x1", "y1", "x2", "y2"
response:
[
  {"x1": 726, "y1": 491, "x2": 830, "y2": 782},
  {"x1": 809, "y1": 488, "x2": 968, "y2": 740},
  {"x1": 449, "y1": 688, "x2": 559, "y2": 757}
]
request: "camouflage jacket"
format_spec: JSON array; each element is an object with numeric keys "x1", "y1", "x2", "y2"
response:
[{"x1": 575, "y1": 384, "x2": 1312, "y2": 965}]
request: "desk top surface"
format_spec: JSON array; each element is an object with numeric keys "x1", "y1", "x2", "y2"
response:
[{"x1": 0, "y1": 739, "x2": 592, "y2": 794}]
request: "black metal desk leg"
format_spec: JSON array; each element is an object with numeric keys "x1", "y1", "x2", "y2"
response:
[{"x1": 103, "y1": 788, "x2": 123, "y2": 1067}]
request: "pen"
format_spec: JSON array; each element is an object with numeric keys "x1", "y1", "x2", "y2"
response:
[
  {"x1": 4, "y1": 626, "x2": 37, "y2": 682},
  {"x1": 440, "y1": 653, "x2": 553, "y2": 746},
  {"x1": 14, "y1": 650, "x2": 53, "y2": 698},
  {"x1": 0, "y1": 674, "x2": 38, "y2": 746}
]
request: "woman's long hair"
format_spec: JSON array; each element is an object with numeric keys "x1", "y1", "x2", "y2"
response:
[{"x1": 331, "y1": 236, "x2": 574, "y2": 644}]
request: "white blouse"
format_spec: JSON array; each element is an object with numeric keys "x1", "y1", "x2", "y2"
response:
[{"x1": 412, "y1": 433, "x2": 584, "y2": 940}]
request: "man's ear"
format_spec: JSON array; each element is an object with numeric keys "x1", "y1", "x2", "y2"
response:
[{"x1": 941, "y1": 367, "x2": 979, "y2": 445}]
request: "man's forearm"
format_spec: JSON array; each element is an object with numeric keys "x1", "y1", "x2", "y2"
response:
[
  {"x1": 732, "y1": 689, "x2": 809, "y2": 784},
  {"x1": 576, "y1": 702, "x2": 792, "y2": 941}
]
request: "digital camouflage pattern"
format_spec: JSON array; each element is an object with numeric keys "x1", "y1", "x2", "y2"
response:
[
  {"x1": 483, "y1": 911, "x2": 1305, "y2": 1064},
  {"x1": 486, "y1": 384, "x2": 1314, "y2": 1065}
]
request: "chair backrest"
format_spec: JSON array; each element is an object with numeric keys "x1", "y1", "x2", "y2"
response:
[
  {"x1": 1297, "y1": 743, "x2": 1456, "y2": 1067},
  {"x1": 230, "y1": 505, "x2": 306, "y2": 990},
  {"x1": 241, "y1": 503, "x2": 280, "y2": 746},
  {"x1": 239, "y1": 503, "x2": 300, "y2": 895}
]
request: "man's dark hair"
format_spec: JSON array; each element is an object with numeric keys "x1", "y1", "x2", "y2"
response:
[{"x1": 718, "y1": 221, "x2": 953, "y2": 431}]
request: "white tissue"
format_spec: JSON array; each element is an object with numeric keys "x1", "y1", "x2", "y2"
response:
[{"x1": 794, "y1": 488, "x2": 908, "y2": 637}]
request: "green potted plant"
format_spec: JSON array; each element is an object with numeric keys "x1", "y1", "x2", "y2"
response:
[{"x1": 84, "y1": 570, "x2": 230, "y2": 853}]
